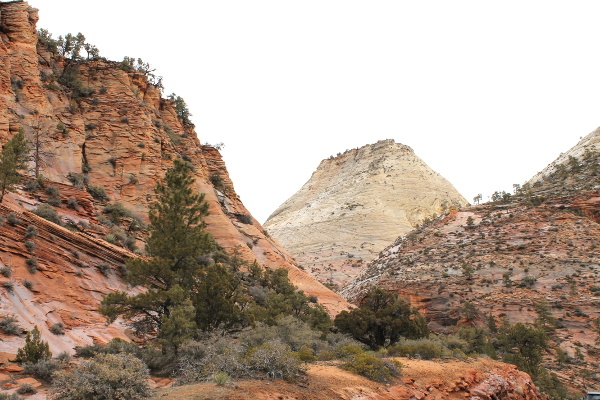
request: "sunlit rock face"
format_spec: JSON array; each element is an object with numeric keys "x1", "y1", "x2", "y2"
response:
[{"x1": 264, "y1": 139, "x2": 467, "y2": 287}]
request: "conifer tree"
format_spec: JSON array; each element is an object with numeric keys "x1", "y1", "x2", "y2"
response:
[
  {"x1": 334, "y1": 286, "x2": 428, "y2": 349},
  {"x1": 100, "y1": 159, "x2": 214, "y2": 344},
  {"x1": 15, "y1": 326, "x2": 52, "y2": 364},
  {"x1": 0, "y1": 128, "x2": 29, "y2": 202}
]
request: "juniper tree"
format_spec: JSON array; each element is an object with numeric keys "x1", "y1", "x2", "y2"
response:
[
  {"x1": 100, "y1": 159, "x2": 214, "y2": 345},
  {"x1": 334, "y1": 286, "x2": 428, "y2": 349},
  {"x1": 15, "y1": 326, "x2": 52, "y2": 364},
  {"x1": 0, "y1": 128, "x2": 29, "y2": 202}
]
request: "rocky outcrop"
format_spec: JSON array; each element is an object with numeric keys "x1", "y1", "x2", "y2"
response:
[
  {"x1": 155, "y1": 358, "x2": 546, "y2": 400},
  {"x1": 0, "y1": 1, "x2": 350, "y2": 356},
  {"x1": 342, "y1": 140, "x2": 600, "y2": 392},
  {"x1": 528, "y1": 126, "x2": 600, "y2": 187},
  {"x1": 264, "y1": 139, "x2": 468, "y2": 287}
]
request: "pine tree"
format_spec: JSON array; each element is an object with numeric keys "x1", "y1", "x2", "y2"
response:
[
  {"x1": 0, "y1": 128, "x2": 29, "y2": 202},
  {"x1": 100, "y1": 159, "x2": 214, "y2": 345}
]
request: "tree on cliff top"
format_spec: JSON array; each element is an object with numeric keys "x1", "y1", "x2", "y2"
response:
[
  {"x1": 100, "y1": 159, "x2": 214, "y2": 347},
  {"x1": 0, "y1": 128, "x2": 29, "y2": 202}
]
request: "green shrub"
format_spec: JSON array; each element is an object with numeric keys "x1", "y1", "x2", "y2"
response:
[
  {"x1": 47, "y1": 197, "x2": 61, "y2": 207},
  {"x1": 50, "y1": 322, "x2": 65, "y2": 335},
  {"x1": 295, "y1": 346, "x2": 317, "y2": 362},
  {"x1": 7, "y1": 212, "x2": 21, "y2": 226},
  {"x1": 33, "y1": 203, "x2": 62, "y2": 225},
  {"x1": 0, "y1": 316, "x2": 21, "y2": 335},
  {"x1": 22, "y1": 279, "x2": 34, "y2": 290},
  {"x1": 342, "y1": 352, "x2": 399, "y2": 383},
  {"x1": 67, "y1": 173, "x2": 85, "y2": 189},
  {"x1": 0, "y1": 266, "x2": 11, "y2": 278},
  {"x1": 24, "y1": 240, "x2": 36, "y2": 253},
  {"x1": 245, "y1": 341, "x2": 301, "y2": 381},
  {"x1": 97, "y1": 263, "x2": 111, "y2": 276},
  {"x1": 52, "y1": 353, "x2": 150, "y2": 400},
  {"x1": 212, "y1": 371, "x2": 231, "y2": 386},
  {"x1": 75, "y1": 338, "x2": 139, "y2": 359},
  {"x1": 3, "y1": 281, "x2": 14, "y2": 293},
  {"x1": 24, "y1": 180, "x2": 41, "y2": 192},
  {"x1": 26, "y1": 257, "x2": 38, "y2": 273},
  {"x1": 22, "y1": 359, "x2": 62, "y2": 382},
  {"x1": 87, "y1": 185, "x2": 110, "y2": 202},
  {"x1": 15, "y1": 326, "x2": 52, "y2": 364},
  {"x1": 16, "y1": 383, "x2": 36, "y2": 394},
  {"x1": 67, "y1": 197, "x2": 79, "y2": 210},
  {"x1": 45, "y1": 186, "x2": 61, "y2": 197},
  {"x1": 25, "y1": 225, "x2": 38, "y2": 239}
]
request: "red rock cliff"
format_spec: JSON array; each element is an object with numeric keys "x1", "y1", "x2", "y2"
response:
[{"x1": 0, "y1": 1, "x2": 349, "y2": 355}]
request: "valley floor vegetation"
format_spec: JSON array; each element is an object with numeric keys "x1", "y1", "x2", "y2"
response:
[{"x1": 0, "y1": 158, "x2": 574, "y2": 400}]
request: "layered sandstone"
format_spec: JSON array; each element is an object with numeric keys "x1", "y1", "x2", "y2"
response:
[
  {"x1": 0, "y1": 1, "x2": 349, "y2": 355},
  {"x1": 264, "y1": 139, "x2": 468, "y2": 287}
]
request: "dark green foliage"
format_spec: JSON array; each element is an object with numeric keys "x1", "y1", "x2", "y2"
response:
[
  {"x1": 497, "y1": 322, "x2": 547, "y2": 378},
  {"x1": 15, "y1": 326, "x2": 52, "y2": 364},
  {"x1": 0, "y1": 128, "x2": 29, "y2": 202},
  {"x1": 234, "y1": 213, "x2": 253, "y2": 224},
  {"x1": 193, "y1": 263, "x2": 250, "y2": 332},
  {"x1": 101, "y1": 160, "x2": 214, "y2": 348},
  {"x1": 33, "y1": 203, "x2": 62, "y2": 225},
  {"x1": 24, "y1": 240, "x2": 36, "y2": 253},
  {"x1": 167, "y1": 93, "x2": 192, "y2": 125},
  {"x1": 209, "y1": 172, "x2": 225, "y2": 191},
  {"x1": 534, "y1": 299, "x2": 556, "y2": 334},
  {"x1": 334, "y1": 287, "x2": 428, "y2": 349},
  {"x1": 535, "y1": 369, "x2": 568, "y2": 400},
  {"x1": 87, "y1": 185, "x2": 110, "y2": 202},
  {"x1": 52, "y1": 353, "x2": 150, "y2": 400}
]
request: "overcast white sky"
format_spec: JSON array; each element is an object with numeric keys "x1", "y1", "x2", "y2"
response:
[{"x1": 30, "y1": 1, "x2": 600, "y2": 223}]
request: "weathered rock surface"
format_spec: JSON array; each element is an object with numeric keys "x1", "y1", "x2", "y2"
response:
[
  {"x1": 0, "y1": 1, "x2": 349, "y2": 356},
  {"x1": 264, "y1": 139, "x2": 468, "y2": 286}
]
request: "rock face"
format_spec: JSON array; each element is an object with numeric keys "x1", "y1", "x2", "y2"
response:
[
  {"x1": 0, "y1": 1, "x2": 349, "y2": 355},
  {"x1": 264, "y1": 139, "x2": 468, "y2": 286},
  {"x1": 342, "y1": 133, "x2": 600, "y2": 392}
]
